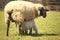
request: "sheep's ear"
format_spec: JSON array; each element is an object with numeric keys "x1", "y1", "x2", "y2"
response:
[
  {"x1": 43, "y1": 6, "x2": 50, "y2": 11},
  {"x1": 45, "y1": 8, "x2": 49, "y2": 11}
]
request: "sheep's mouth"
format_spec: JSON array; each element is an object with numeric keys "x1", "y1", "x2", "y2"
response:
[{"x1": 43, "y1": 15, "x2": 46, "y2": 18}]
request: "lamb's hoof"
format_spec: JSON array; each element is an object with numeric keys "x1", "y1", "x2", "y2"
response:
[
  {"x1": 28, "y1": 33, "x2": 32, "y2": 35},
  {"x1": 25, "y1": 33, "x2": 28, "y2": 35}
]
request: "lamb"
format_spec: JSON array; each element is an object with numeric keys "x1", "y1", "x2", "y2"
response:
[
  {"x1": 20, "y1": 19, "x2": 38, "y2": 35},
  {"x1": 4, "y1": 1, "x2": 47, "y2": 36}
]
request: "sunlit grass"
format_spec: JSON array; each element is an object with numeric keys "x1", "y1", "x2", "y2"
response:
[{"x1": 0, "y1": 10, "x2": 60, "y2": 40}]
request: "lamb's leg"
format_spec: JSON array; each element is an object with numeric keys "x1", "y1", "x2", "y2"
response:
[
  {"x1": 29, "y1": 28, "x2": 32, "y2": 35},
  {"x1": 6, "y1": 20, "x2": 10, "y2": 36},
  {"x1": 19, "y1": 27, "x2": 25, "y2": 35},
  {"x1": 25, "y1": 30, "x2": 28, "y2": 35}
]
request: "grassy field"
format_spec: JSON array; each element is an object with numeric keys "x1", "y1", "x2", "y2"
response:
[{"x1": 0, "y1": 9, "x2": 60, "y2": 40}]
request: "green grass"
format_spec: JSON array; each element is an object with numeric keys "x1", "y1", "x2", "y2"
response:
[{"x1": 0, "y1": 10, "x2": 60, "y2": 40}]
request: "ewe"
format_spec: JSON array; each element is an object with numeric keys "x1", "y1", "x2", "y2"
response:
[{"x1": 4, "y1": 1, "x2": 47, "y2": 36}]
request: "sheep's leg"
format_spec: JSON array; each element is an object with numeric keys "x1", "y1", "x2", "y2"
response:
[
  {"x1": 5, "y1": 11, "x2": 12, "y2": 36},
  {"x1": 15, "y1": 22, "x2": 17, "y2": 27},
  {"x1": 6, "y1": 21, "x2": 10, "y2": 36},
  {"x1": 5, "y1": 14, "x2": 10, "y2": 36},
  {"x1": 19, "y1": 25, "x2": 21, "y2": 35},
  {"x1": 21, "y1": 30, "x2": 25, "y2": 35},
  {"x1": 18, "y1": 23, "x2": 22, "y2": 35},
  {"x1": 29, "y1": 28, "x2": 32, "y2": 35}
]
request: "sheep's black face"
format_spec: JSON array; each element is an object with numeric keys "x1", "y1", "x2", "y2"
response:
[{"x1": 39, "y1": 7, "x2": 47, "y2": 18}]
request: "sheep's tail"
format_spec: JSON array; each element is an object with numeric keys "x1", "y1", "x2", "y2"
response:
[
  {"x1": 4, "y1": 9, "x2": 13, "y2": 24},
  {"x1": 7, "y1": 10, "x2": 13, "y2": 17},
  {"x1": 7, "y1": 10, "x2": 15, "y2": 22}
]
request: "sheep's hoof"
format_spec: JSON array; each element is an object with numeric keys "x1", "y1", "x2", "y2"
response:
[{"x1": 6, "y1": 34, "x2": 8, "y2": 36}]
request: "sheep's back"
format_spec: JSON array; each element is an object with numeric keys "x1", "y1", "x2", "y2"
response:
[
  {"x1": 4, "y1": 1, "x2": 36, "y2": 21},
  {"x1": 4, "y1": 1, "x2": 34, "y2": 12}
]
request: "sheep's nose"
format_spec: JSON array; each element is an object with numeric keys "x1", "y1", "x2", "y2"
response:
[{"x1": 43, "y1": 14, "x2": 47, "y2": 18}]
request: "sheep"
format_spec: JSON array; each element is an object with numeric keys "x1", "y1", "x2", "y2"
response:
[
  {"x1": 4, "y1": 1, "x2": 47, "y2": 36},
  {"x1": 20, "y1": 19, "x2": 38, "y2": 35}
]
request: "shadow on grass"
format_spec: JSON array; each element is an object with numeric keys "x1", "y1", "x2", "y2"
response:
[{"x1": 30, "y1": 33, "x2": 58, "y2": 37}]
